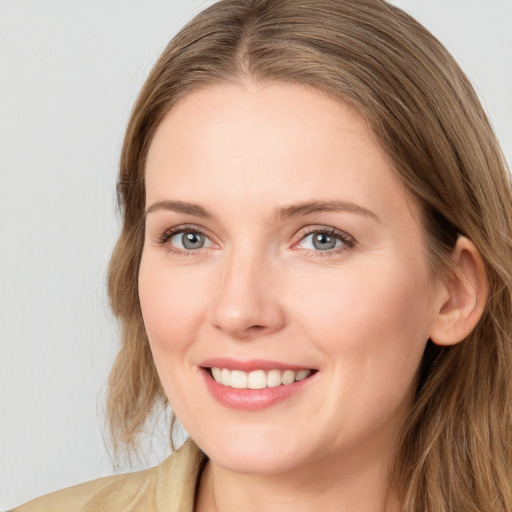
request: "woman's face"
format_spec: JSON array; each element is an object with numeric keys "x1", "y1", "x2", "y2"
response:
[{"x1": 139, "y1": 82, "x2": 443, "y2": 477}]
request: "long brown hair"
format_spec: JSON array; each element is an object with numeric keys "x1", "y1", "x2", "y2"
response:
[{"x1": 107, "y1": 1, "x2": 512, "y2": 509}]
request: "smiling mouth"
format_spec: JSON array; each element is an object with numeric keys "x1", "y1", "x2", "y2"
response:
[{"x1": 207, "y1": 367, "x2": 315, "y2": 390}]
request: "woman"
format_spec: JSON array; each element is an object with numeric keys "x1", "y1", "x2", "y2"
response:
[{"x1": 16, "y1": 0, "x2": 512, "y2": 511}]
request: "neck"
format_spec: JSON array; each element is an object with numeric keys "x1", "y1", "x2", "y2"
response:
[{"x1": 195, "y1": 445, "x2": 402, "y2": 512}]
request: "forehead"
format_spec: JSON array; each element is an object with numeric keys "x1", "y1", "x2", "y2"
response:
[{"x1": 144, "y1": 82, "x2": 418, "y2": 225}]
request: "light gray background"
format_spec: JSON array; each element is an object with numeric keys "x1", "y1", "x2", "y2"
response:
[{"x1": 1, "y1": 0, "x2": 511, "y2": 509}]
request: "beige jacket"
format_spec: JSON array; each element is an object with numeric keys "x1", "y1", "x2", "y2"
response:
[{"x1": 15, "y1": 440, "x2": 205, "y2": 512}]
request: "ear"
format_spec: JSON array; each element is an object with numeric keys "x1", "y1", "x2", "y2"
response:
[{"x1": 429, "y1": 236, "x2": 488, "y2": 346}]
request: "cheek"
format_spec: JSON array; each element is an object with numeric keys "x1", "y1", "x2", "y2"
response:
[
  {"x1": 293, "y1": 262, "x2": 433, "y2": 426},
  {"x1": 138, "y1": 258, "x2": 210, "y2": 355},
  {"x1": 288, "y1": 258, "x2": 434, "y2": 367}
]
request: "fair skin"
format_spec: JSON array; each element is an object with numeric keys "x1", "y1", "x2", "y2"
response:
[{"x1": 139, "y1": 82, "x2": 486, "y2": 512}]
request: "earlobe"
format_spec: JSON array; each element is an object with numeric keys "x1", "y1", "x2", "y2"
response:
[{"x1": 429, "y1": 236, "x2": 488, "y2": 346}]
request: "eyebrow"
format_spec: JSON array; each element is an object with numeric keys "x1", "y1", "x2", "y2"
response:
[
  {"x1": 275, "y1": 200, "x2": 379, "y2": 221},
  {"x1": 144, "y1": 199, "x2": 379, "y2": 221},
  {"x1": 145, "y1": 200, "x2": 212, "y2": 218}
]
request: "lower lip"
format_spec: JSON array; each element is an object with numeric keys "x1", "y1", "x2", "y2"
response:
[{"x1": 200, "y1": 369, "x2": 315, "y2": 411}]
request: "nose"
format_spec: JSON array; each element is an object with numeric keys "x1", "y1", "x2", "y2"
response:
[{"x1": 209, "y1": 247, "x2": 286, "y2": 340}]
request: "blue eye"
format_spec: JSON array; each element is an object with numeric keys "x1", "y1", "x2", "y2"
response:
[
  {"x1": 168, "y1": 230, "x2": 214, "y2": 250},
  {"x1": 297, "y1": 229, "x2": 353, "y2": 252}
]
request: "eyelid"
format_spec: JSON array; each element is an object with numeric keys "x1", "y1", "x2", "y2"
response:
[
  {"x1": 155, "y1": 224, "x2": 217, "y2": 249},
  {"x1": 292, "y1": 225, "x2": 356, "y2": 252},
  {"x1": 153, "y1": 223, "x2": 355, "y2": 256}
]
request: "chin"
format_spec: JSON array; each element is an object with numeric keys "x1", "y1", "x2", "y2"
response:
[{"x1": 189, "y1": 423, "x2": 311, "y2": 476}]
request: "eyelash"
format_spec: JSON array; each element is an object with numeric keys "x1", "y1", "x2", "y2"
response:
[
  {"x1": 155, "y1": 224, "x2": 356, "y2": 256},
  {"x1": 156, "y1": 224, "x2": 213, "y2": 255},
  {"x1": 293, "y1": 226, "x2": 356, "y2": 255}
]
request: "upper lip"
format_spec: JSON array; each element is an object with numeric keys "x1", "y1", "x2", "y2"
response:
[{"x1": 199, "y1": 357, "x2": 316, "y2": 372}]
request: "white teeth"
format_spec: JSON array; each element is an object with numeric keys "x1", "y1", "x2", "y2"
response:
[
  {"x1": 230, "y1": 370, "x2": 247, "y2": 388},
  {"x1": 281, "y1": 370, "x2": 296, "y2": 385},
  {"x1": 211, "y1": 367, "x2": 222, "y2": 382},
  {"x1": 267, "y1": 369, "x2": 282, "y2": 388},
  {"x1": 296, "y1": 369, "x2": 310, "y2": 381},
  {"x1": 221, "y1": 368, "x2": 231, "y2": 386},
  {"x1": 248, "y1": 370, "x2": 267, "y2": 390},
  {"x1": 210, "y1": 368, "x2": 313, "y2": 389}
]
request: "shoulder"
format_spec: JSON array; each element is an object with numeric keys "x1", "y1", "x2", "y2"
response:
[
  {"x1": 14, "y1": 439, "x2": 205, "y2": 512},
  {"x1": 14, "y1": 469, "x2": 154, "y2": 512}
]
